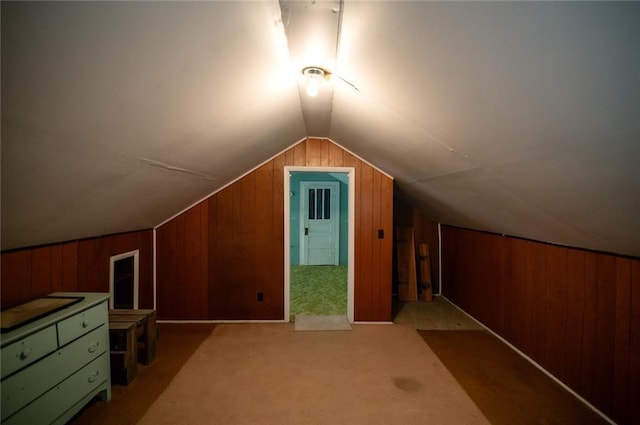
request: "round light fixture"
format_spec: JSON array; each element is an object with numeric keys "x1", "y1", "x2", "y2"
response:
[{"x1": 302, "y1": 66, "x2": 328, "y2": 97}]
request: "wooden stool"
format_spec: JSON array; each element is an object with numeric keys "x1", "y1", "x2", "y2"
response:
[
  {"x1": 108, "y1": 321, "x2": 137, "y2": 385},
  {"x1": 109, "y1": 309, "x2": 157, "y2": 364}
]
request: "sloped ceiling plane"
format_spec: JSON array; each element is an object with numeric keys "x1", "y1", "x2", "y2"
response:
[{"x1": 2, "y1": 1, "x2": 639, "y2": 257}]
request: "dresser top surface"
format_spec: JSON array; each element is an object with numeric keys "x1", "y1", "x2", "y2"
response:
[{"x1": 1, "y1": 292, "x2": 110, "y2": 346}]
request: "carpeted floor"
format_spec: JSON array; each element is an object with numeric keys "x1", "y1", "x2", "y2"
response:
[
  {"x1": 393, "y1": 296, "x2": 483, "y2": 330},
  {"x1": 69, "y1": 323, "x2": 217, "y2": 425},
  {"x1": 419, "y1": 330, "x2": 608, "y2": 425},
  {"x1": 290, "y1": 265, "x2": 347, "y2": 318},
  {"x1": 137, "y1": 323, "x2": 489, "y2": 425}
]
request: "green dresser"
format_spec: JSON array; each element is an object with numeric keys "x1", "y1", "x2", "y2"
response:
[{"x1": 1, "y1": 293, "x2": 111, "y2": 425}]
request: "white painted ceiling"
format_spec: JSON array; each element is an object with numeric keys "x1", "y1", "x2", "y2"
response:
[{"x1": 2, "y1": 1, "x2": 639, "y2": 257}]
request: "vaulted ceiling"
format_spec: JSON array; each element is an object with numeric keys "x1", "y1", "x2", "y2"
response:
[{"x1": 2, "y1": 1, "x2": 639, "y2": 257}]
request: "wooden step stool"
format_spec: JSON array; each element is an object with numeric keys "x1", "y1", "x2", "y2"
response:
[{"x1": 108, "y1": 309, "x2": 157, "y2": 385}]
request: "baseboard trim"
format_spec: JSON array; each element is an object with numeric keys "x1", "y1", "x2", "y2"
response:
[{"x1": 157, "y1": 320, "x2": 288, "y2": 324}]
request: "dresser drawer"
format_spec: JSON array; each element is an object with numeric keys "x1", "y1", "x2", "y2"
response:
[
  {"x1": 2, "y1": 352, "x2": 109, "y2": 425},
  {"x1": 1, "y1": 325, "x2": 57, "y2": 380},
  {"x1": 57, "y1": 302, "x2": 107, "y2": 346},
  {"x1": 1, "y1": 325, "x2": 108, "y2": 421}
]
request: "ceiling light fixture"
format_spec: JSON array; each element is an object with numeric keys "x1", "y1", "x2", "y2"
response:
[{"x1": 302, "y1": 66, "x2": 329, "y2": 97}]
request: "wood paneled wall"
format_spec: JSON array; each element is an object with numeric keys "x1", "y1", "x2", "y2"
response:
[
  {"x1": 441, "y1": 225, "x2": 640, "y2": 424},
  {"x1": 1, "y1": 230, "x2": 154, "y2": 310},
  {"x1": 156, "y1": 138, "x2": 394, "y2": 321},
  {"x1": 393, "y1": 198, "x2": 440, "y2": 293}
]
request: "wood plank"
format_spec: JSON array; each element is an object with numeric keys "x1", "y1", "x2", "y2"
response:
[
  {"x1": 580, "y1": 251, "x2": 598, "y2": 401},
  {"x1": 254, "y1": 161, "x2": 276, "y2": 319},
  {"x1": 214, "y1": 187, "x2": 234, "y2": 319},
  {"x1": 138, "y1": 230, "x2": 154, "y2": 309},
  {"x1": 31, "y1": 246, "x2": 53, "y2": 298},
  {"x1": 50, "y1": 244, "x2": 63, "y2": 293},
  {"x1": 612, "y1": 257, "x2": 631, "y2": 424},
  {"x1": 240, "y1": 172, "x2": 257, "y2": 319},
  {"x1": 357, "y1": 164, "x2": 375, "y2": 319},
  {"x1": 207, "y1": 195, "x2": 219, "y2": 318},
  {"x1": 629, "y1": 259, "x2": 640, "y2": 423},
  {"x1": 370, "y1": 170, "x2": 382, "y2": 317},
  {"x1": 156, "y1": 220, "x2": 177, "y2": 319},
  {"x1": 1, "y1": 249, "x2": 33, "y2": 309},
  {"x1": 378, "y1": 176, "x2": 393, "y2": 321},
  {"x1": 305, "y1": 138, "x2": 322, "y2": 166},
  {"x1": 320, "y1": 138, "x2": 330, "y2": 166},
  {"x1": 61, "y1": 241, "x2": 79, "y2": 292},
  {"x1": 293, "y1": 140, "x2": 306, "y2": 166},
  {"x1": 565, "y1": 249, "x2": 586, "y2": 393},
  {"x1": 199, "y1": 201, "x2": 209, "y2": 319},
  {"x1": 592, "y1": 254, "x2": 616, "y2": 415},
  {"x1": 527, "y1": 240, "x2": 547, "y2": 366},
  {"x1": 544, "y1": 245, "x2": 568, "y2": 381},
  {"x1": 328, "y1": 141, "x2": 344, "y2": 166},
  {"x1": 271, "y1": 155, "x2": 285, "y2": 319},
  {"x1": 175, "y1": 210, "x2": 187, "y2": 319}
]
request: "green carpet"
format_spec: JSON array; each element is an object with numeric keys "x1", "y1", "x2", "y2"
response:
[{"x1": 290, "y1": 265, "x2": 347, "y2": 318}]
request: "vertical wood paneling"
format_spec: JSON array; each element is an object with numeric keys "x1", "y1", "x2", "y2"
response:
[
  {"x1": 160, "y1": 138, "x2": 393, "y2": 322},
  {"x1": 50, "y1": 244, "x2": 63, "y2": 293},
  {"x1": 175, "y1": 202, "x2": 208, "y2": 319},
  {"x1": 506, "y1": 238, "x2": 530, "y2": 353},
  {"x1": 370, "y1": 169, "x2": 382, "y2": 319},
  {"x1": 328, "y1": 142, "x2": 344, "y2": 166},
  {"x1": 565, "y1": 250, "x2": 586, "y2": 393},
  {"x1": 357, "y1": 163, "x2": 374, "y2": 320},
  {"x1": 271, "y1": 153, "x2": 286, "y2": 319},
  {"x1": 210, "y1": 187, "x2": 233, "y2": 319},
  {"x1": 138, "y1": 230, "x2": 154, "y2": 309},
  {"x1": 175, "y1": 211, "x2": 187, "y2": 318},
  {"x1": 157, "y1": 220, "x2": 177, "y2": 319},
  {"x1": 544, "y1": 245, "x2": 568, "y2": 380},
  {"x1": 528, "y1": 241, "x2": 547, "y2": 366},
  {"x1": 441, "y1": 225, "x2": 639, "y2": 424},
  {"x1": 0, "y1": 250, "x2": 32, "y2": 309},
  {"x1": 254, "y1": 161, "x2": 277, "y2": 318},
  {"x1": 629, "y1": 260, "x2": 640, "y2": 423},
  {"x1": 1, "y1": 231, "x2": 152, "y2": 310},
  {"x1": 239, "y1": 172, "x2": 256, "y2": 318},
  {"x1": 613, "y1": 258, "x2": 631, "y2": 423},
  {"x1": 379, "y1": 176, "x2": 393, "y2": 321},
  {"x1": 31, "y1": 246, "x2": 53, "y2": 298},
  {"x1": 593, "y1": 255, "x2": 616, "y2": 414},
  {"x1": 320, "y1": 138, "x2": 331, "y2": 166},
  {"x1": 581, "y1": 252, "x2": 598, "y2": 401},
  {"x1": 293, "y1": 141, "x2": 306, "y2": 166},
  {"x1": 61, "y1": 242, "x2": 79, "y2": 292},
  {"x1": 305, "y1": 138, "x2": 322, "y2": 166}
]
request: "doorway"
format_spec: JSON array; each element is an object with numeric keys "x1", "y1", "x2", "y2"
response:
[
  {"x1": 109, "y1": 250, "x2": 139, "y2": 309},
  {"x1": 284, "y1": 166, "x2": 355, "y2": 323}
]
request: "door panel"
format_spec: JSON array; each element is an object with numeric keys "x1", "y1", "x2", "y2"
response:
[{"x1": 301, "y1": 182, "x2": 339, "y2": 265}]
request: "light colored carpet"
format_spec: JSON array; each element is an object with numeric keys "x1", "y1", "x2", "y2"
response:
[
  {"x1": 393, "y1": 296, "x2": 483, "y2": 330},
  {"x1": 294, "y1": 315, "x2": 352, "y2": 331},
  {"x1": 138, "y1": 323, "x2": 489, "y2": 425}
]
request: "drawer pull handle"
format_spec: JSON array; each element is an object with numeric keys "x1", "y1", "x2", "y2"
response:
[
  {"x1": 19, "y1": 348, "x2": 32, "y2": 360},
  {"x1": 88, "y1": 343, "x2": 98, "y2": 353},
  {"x1": 82, "y1": 319, "x2": 90, "y2": 328},
  {"x1": 88, "y1": 373, "x2": 98, "y2": 383}
]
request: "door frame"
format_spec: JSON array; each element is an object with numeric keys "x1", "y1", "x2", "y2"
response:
[
  {"x1": 299, "y1": 181, "x2": 340, "y2": 266},
  {"x1": 109, "y1": 249, "x2": 139, "y2": 310},
  {"x1": 284, "y1": 166, "x2": 355, "y2": 323}
]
